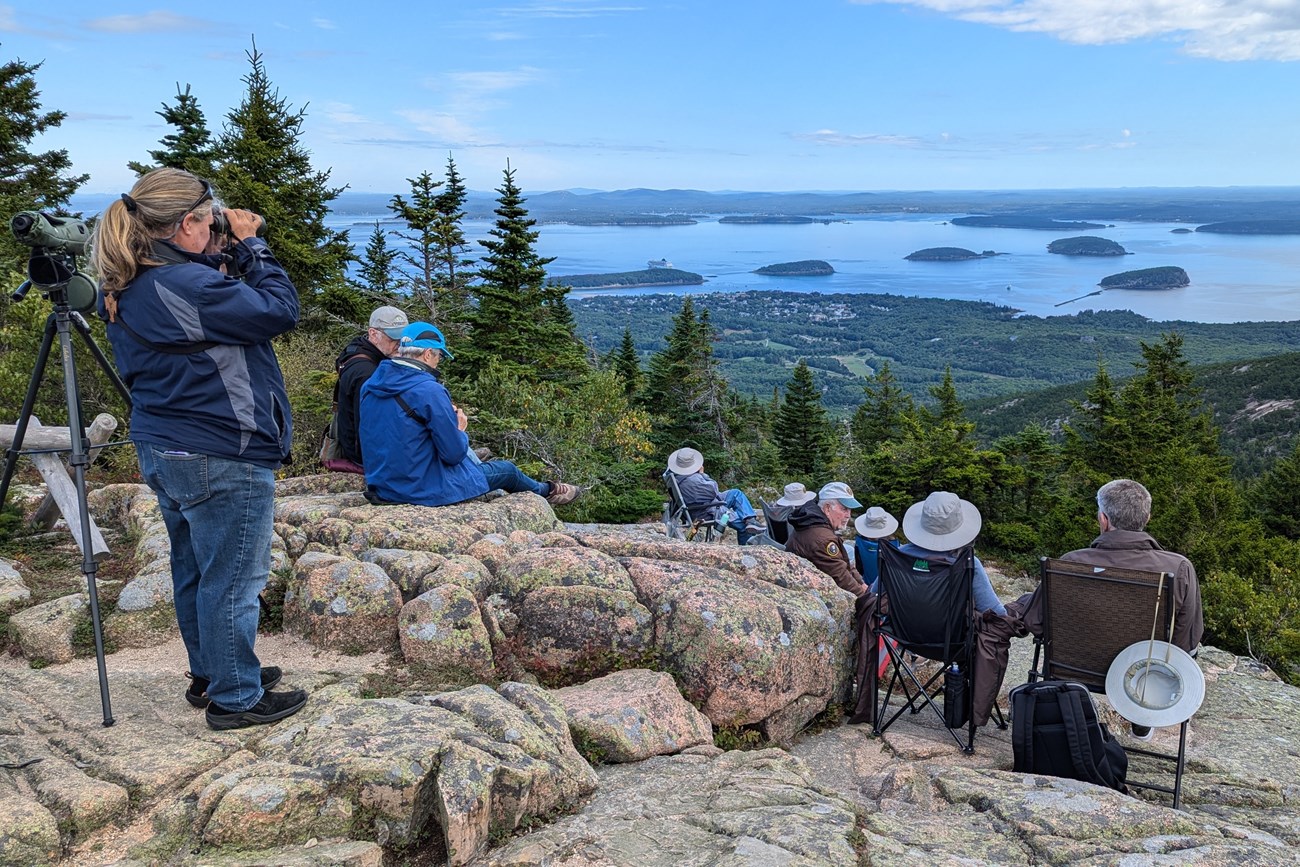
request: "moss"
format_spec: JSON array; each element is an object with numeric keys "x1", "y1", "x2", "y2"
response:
[{"x1": 568, "y1": 727, "x2": 610, "y2": 766}]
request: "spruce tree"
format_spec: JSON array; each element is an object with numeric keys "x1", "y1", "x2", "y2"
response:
[
  {"x1": 1249, "y1": 440, "x2": 1300, "y2": 539},
  {"x1": 432, "y1": 155, "x2": 473, "y2": 334},
  {"x1": 850, "y1": 361, "x2": 913, "y2": 448},
  {"x1": 211, "y1": 41, "x2": 353, "y2": 312},
  {"x1": 611, "y1": 327, "x2": 641, "y2": 397},
  {"x1": 127, "y1": 84, "x2": 216, "y2": 178},
  {"x1": 353, "y1": 221, "x2": 398, "y2": 303},
  {"x1": 774, "y1": 359, "x2": 832, "y2": 482},
  {"x1": 0, "y1": 55, "x2": 88, "y2": 269},
  {"x1": 462, "y1": 164, "x2": 585, "y2": 381},
  {"x1": 389, "y1": 170, "x2": 445, "y2": 321}
]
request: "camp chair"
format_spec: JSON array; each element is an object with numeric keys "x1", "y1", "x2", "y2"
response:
[
  {"x1": 661, "y1": 469, "x2": 719, "y2": 542},
  {"x1": 759, "y1": 499, "x2": 792, "y2": 547},
  {"x1": 1028, "y1": 558, "x2": 1189, "y2": 808},
  {"x1": 871, "y1": 543, "x2": 999, "y2": 753}
]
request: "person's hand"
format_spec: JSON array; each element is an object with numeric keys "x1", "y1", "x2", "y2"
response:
[
  {"x1": 454, "y1": 406, "x2": 468, "y2": 432},
  {"x1": 224, "y1": 208, "x2": 263, "y2": 241}
]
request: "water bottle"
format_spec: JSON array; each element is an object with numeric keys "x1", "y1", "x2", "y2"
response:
[{"x1": 944, "y1": 662, "x2": 968, "y2": 729}]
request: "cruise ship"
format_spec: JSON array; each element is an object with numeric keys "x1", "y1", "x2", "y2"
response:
[{"x1": 647, "y1": 258, "x2": 673, "y2": 269}]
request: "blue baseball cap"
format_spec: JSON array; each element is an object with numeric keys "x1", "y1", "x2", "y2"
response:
[{"x1": 400, "y1": 321, "x2": 454, "y2": 360}]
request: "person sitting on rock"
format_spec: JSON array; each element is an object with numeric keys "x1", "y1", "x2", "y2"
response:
[
  {"x1": 326, "y1": 305, "x2": 408, "y2": 473},
  {"x1": 359, "y1": 322, "x2": 581, "y2": 507},
  {"x1": 786, "y1": 481, "x2": 869, "y2": 599},
  {"x1": 666, "y1": 447, "x2": 762, "y2": 545}
]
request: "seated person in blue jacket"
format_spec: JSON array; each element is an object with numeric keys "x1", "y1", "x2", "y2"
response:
[
  {"x1": 359, "y1": 322, "x2": 581, "y2": 507},
  {"x1": 854, "y1": 506, "x2": 900, "y2": 593},
  {"x1": 898, "y1": 492, "x2": 1006, "y2": 615},
  {"x1": 666, "y1": 447, "x2": 761, "y2": 544}
]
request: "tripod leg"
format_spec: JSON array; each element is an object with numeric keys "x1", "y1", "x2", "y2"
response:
[
  {"x1": 0, "y1": 315, "x2": 57, "y2": 508},
  {"x1": 54, "y1": 310, "x2": 115, "y2": 726},
  {"x1": 70, "y1": 311, "x2": 132, "y2": 412}
]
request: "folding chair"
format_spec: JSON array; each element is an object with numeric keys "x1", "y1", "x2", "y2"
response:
[
  {"x1": 871, "y1": 543, "x2": 1000, "y2": 753},
  {"x1": 661, "y1": 469, "x2": 719, "y2": 542},
  {"x1": 1028, "y1": 557, "x2": 1190, "y2": 808},
  {"x1": 759, "y1": 499, "x2": 792, "y2": 547}
]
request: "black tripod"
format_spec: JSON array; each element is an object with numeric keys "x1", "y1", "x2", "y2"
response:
[{"x1": 0, "y1": 280, "x2": 132, "y2": 727}]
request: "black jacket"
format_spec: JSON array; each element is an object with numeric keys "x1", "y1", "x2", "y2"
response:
[{"x1": 333, "y1": 335, "x2": 387, "y2": 465}]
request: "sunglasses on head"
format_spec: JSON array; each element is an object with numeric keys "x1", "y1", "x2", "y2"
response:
[{"x1": 182, "y1": 179, "x2": 214, "y2": 218}]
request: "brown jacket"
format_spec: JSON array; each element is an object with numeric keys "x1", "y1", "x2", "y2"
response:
[
  {"x1": 786, "y1": 502, "x2": 866, "y2": 597},
  {"x1": 1061, "y1": 529, "x2": 1204, "y2": 652}
]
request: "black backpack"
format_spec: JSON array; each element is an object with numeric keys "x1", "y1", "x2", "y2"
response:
[{"x1": 1010, "y1": 680, "x2": 1128, "y2": 792}]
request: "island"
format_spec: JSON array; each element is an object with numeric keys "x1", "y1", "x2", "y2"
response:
[
  {"x1": 753, "y1": 259, "x2": 834, "y2": 276},
  {"x1": 952, "y1": 215, "x2": 1107, "y2": 230},
  {"x1": 561, "y1": 215, "x2": 697, "y2": 227},
  {"x1": 905, "y1": 247, "x2": 1001, "y2": 261},
  {"x1": 1046, "y1": 236, "x2": 1128, "y2": 256},
  {"x1": 1195, "y1": 220, "x2": 1300, "y2": 235},
  {"x1": 1098, "y1": 266, "x2": 1190, "y2": 290},
  {"x1": 1170, "y1": 228, "x2": 1193, "y2": 234},
  {"x1": 718, "y1": 215, "x2": 821, "y2": 224},
  {"x1": 546, "y1": 267, "x2": 704, "y2": 289}
]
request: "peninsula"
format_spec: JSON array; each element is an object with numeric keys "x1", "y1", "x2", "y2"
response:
[
  {"x1": 718, "y1": 215, "x2": 821, "y2": 224},
  {"x1": 905, "y1": 247, "x2": 1000, "y2": 261},
  {"x1": 1047, "y1": 236, "x2": 1128, "y2": 256},
  {"x1": 561, "y1": 215, "x2": 697, "y2": 227},
  {"x1": 1099, "y1": 266, "x2": 1190, "y2": 290},
  {"x1": 953, "y1": 215, "x2": 1107, "y2": 230},
  {"x1": 753, "y1": 259, "x2": 834, "y2": 276},
  {"x1": 1195, "y1": 220, "x2": 1300, "y2": 235},
  {"x1": 548, "y1": 267, "x2": 705, "y2": 290}
]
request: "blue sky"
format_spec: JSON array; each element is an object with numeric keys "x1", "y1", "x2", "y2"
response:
[{"x1": 5, "y1": 0, "x2": 1300, "y2": 195}]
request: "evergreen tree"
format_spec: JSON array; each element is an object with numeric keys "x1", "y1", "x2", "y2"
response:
[
  {"x1": 431, "y1": 154, "x2": 473, "y2": 334},
  {"x1": 1250, "y1": 440, "x2": 1300, "y2": 539},
  {"x1": 774, "y1": 360, "x2": 832, "y2": 482},
  {"x1": 462, "y1": 164, "x2": 586, "y2": 381},
  {"x1": 389, "y1": 170, "x2": 445, "y2": 321},
  {"x1": 352, "y1": 221, "x2": 398, "y2": 302},
  {"x1": 850, "y1": 361, "x2": 913, "y2": 448},
  {"x1": 211, "y1": 41, "x2": 353, "y2": 315},
  {"x1": 127, "y1": 84, "x2": 216, "y2": 177},
  {"x1": 0, "y1": 54, "x2": 88, "y2": 269},
  {"x1": 610, "y1": 327, "x2": 641, "y2": 397}
]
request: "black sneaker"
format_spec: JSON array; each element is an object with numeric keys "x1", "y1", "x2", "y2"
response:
[
  {"x1": 186, "y1": 666, "x2": 284, "y2": 709},
  {"x1": 206, "y1": 688, "x2": 308, "y2": 731}
]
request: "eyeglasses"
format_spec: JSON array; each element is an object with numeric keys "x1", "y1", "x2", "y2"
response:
[{"x1": 181, "y1": 179, "x2": 214, "y2": 220}]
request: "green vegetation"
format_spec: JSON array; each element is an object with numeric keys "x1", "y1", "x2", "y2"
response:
[
  {"x1": 952, "y1": 215, "x2": 1106, "y2": 230},
  {"x1": 549, "y1": 267, "x2": 704, "y2": 288},
  {"x1": 718, "y1": 215, "x2": 819, "y2": 224},
  {"x1": 904, "y1": 247, "x2": 995, "y2": 261},
  {"x1": 754, "y1": 260, "x2": 834, "y2": 276},
  {"x1": 1196, "y1": 220, "x2": 1300, "y2": 235},
  {"x1": 565, "y1": 215, "x2": 695, "y2": 226},
  {"x1": 1047, "y1": 236, "x2": 1128, "y2": 256},
  {"x1": 1099, "y1": 266, "x2": 1189, "y2": 290}
]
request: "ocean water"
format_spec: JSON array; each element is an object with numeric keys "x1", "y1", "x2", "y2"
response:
[{"x1": 335, "y1": 212, "x2": 1300, "y2": 324}]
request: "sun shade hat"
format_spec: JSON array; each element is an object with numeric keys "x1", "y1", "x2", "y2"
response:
[
  {"x1": 400, "y1": 321, "x2": 454, "y2": 360},
  {"x1": 817, "y1": 481, "x2": 862, "y2": 509},
  {"x1": 667, "y1": 447, "x2": 704, "y2": 476},
  {"x1": 776, "y1": 482, "x2": 816, "y2": 507},
  {"x1": 902, "y1": 491, "x2": 981, "y2": 550},
  {"x1": 855, "y1": 506, "x2": 899, "y2": 540},
  {"x1": 1105, "y1": 640, "x2": 1205, "y2": 728},
  {"x1": 369, "y1": 305, "x2": 409, "y2": 338}
]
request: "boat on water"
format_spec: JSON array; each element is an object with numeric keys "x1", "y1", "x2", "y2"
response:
[{"x1": 647, "y1": 258, "x2": 673, "y2": 269}]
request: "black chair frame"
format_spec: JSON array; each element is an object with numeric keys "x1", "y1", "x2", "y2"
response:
[
  {"x1": 871, "y1": 543, "x2": 1002, "y2": 753},
  {"x1": 759, "y1": 498, "x2": 792, "y2": 548},
  {"x1": 1028, "y1": 557, "x2": 1189, "y2": 809}
]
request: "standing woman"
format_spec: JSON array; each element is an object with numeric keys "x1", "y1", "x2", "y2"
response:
[{"x1": 91, "y1": 168, "x2": 307, "y2": 730}]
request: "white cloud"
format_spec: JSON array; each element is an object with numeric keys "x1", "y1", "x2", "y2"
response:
[
  {"x1": 792, "y1": 129, "x2": 926, "y2": 147},
  {"x1": 84, "y1": 11, "x2": 212, "y2": 33},
  {"x1": 313, "y1": 18, "x2": 337, "y2": 30},
  {"x1": 499, "y1": 2, "x2": 643, "y2": 19},
  {"x1": 446, "y1": 68, "x2": 542, "y2": 94},
  {"x1": 854, "y1": 0, "x2": 1300, "y2": 61},
  {"x1": 396, "y1": 109, "x2": 489, "y2": 145}
]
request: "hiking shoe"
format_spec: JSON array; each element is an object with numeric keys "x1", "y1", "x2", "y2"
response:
[
  {"x1": 1130, "y1": 724, "x2": 1155, "y2": 741},
  {"x1": 206, "y1": 688, "x2": 308, "y2": 731},
  {"x1": 473, "y1": 446, "x2": 493, "y2": 461},
  {"x1": 186, "y1": 666, "x2": 284, "y2": 709},
  {"x1": 546, "y1": 482, "x2": 581, "y2": 505}
]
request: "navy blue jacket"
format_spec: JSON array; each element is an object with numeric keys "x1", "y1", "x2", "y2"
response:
[
  {"x1": 358, "y1": 358, "x2": 489, "y2": 506},
  {"x1": 101, "y1": 238, "x2": 298, "y2": 468}
]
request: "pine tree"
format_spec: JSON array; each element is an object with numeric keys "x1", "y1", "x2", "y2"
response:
[
  {"x1": 611, "y1": 327, "x2": 641, "y2": 397},
  {"x1": 389, "y1": 170, "x2": 445, "y2": 321},
  {"x1": 773, "y1": 360, "x2": 832, "y2": 482},
  {"x1": 0, "y1": 55, "x2": 88, "y2": 269},
  {"x1": 211, "y1": 40, "x2": 353, "y2": 314},
  {"x1": 353, "y1": 221, "x2": 398, "y2": 302},
  {"x1": 432, "y1": 155, "x2": 473, "y2": 334},
  {"x1": 127, "y1": 84, "x2": 216, "y2": 178},
  {"x1": 1249, "y1": 440, "x2": 1300, "y2": 539},
  {"x1": 850, "y1": 361, "x2": 913, "y2": 448},
  {"x1": 462, "y1": 164, "x2": 586, "y2": 381}
]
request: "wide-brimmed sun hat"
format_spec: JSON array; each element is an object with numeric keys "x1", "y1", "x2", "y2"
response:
[
  {"x1": 902, "y1": 491, "x2": 981, "y2": 550},
  {"x1": 855, "y1": 506, "x2": 899, "y2": 540},
  {"x1": 817, "y1": 481, "x2": 862, "y2": 509},
  {"x1": 775, "y1": 482, "x2": 816, "y2": 507},
  {"x1": 667, "y1": 447, "x2": 704, "y2": 476},
  {"x1": 1105, "y1": 640, "x2": 1205, "y2": 728}
]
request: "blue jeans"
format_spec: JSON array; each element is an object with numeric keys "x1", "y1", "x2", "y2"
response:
[
  {"x1": 136, "y1": 443, "x2": 274, "y2": 711},
  {"x1": 479, "y1": 459, "x2": 549, "y2": 497},
  {"x1": 721, "y1": 489, "x2": 757, "y2": 529}
]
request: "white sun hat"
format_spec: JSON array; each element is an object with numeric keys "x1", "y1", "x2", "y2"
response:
[
  {"x1": 775, "y1": 482, "x2": 816, "y2": 507},
  {"x1": 1105, "y1": 640, "x2": 1206, "y2": 729}
]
